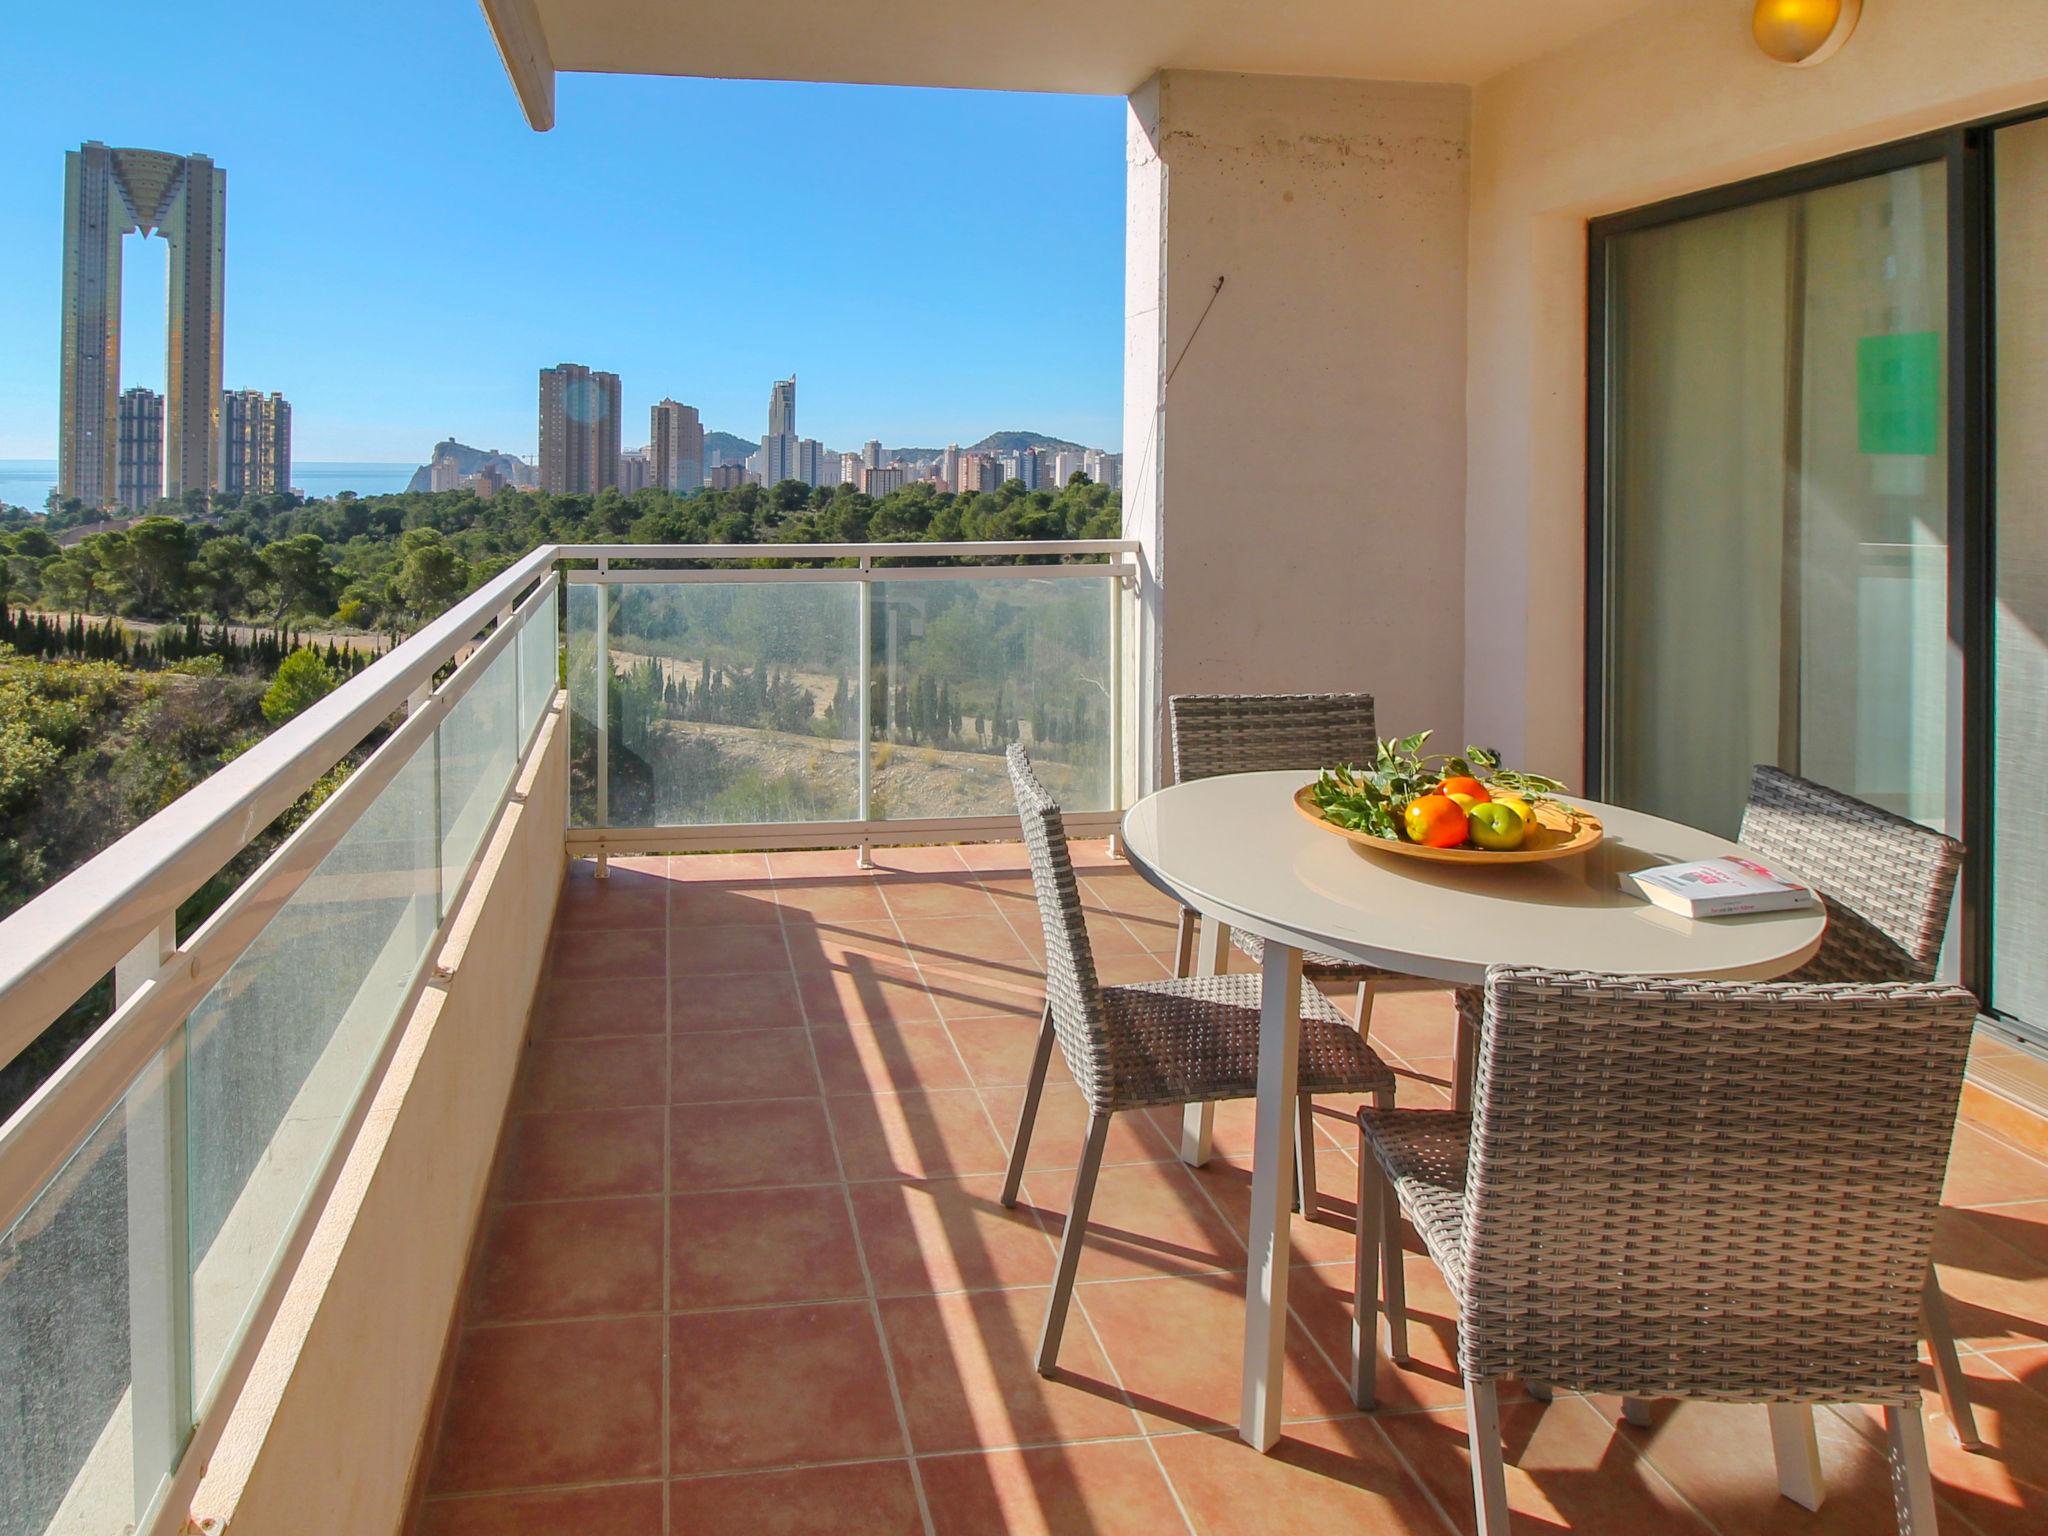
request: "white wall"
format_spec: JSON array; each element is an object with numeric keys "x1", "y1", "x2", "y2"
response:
[
  {"x1": 1465, "y1": 0, "x2": 2048, "y2": 780},
  {"x1": 1125, "y1": 71, "x2": 1471, "y2": 778}
]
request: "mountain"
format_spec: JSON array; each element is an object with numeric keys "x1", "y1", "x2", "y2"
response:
[
  {"x1": 965, "y1": 431, "x2": 1090, "y2": 456},
  {"x1": 704, "y1": 431, "x2": 758, "y2": 462},
  {"x1": 405, "y1": 440, "x2": 532, "y2": 493}
]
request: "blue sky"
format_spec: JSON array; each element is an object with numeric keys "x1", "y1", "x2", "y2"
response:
[{"x1": 0, "y1": 2, "x2": 1126, "y2": 462}]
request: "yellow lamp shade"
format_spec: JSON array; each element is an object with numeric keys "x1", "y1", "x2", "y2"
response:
[{"x1": 1753, "y1": 0, "x2": 1863, "y2": 66}]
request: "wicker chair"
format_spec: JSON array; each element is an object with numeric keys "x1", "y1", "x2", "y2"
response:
[
  {"x1": 1353, "y1": 967, "x2": 1977, "y2": 1536},
  {"x1": 1736, "y1": 763, "x2": 1982, "y2": 1452},
  {"x1": 1168, "y1": 692, "x2": 1439, "y2": 1214},
  {"x1": 1002, "y1": 745, "x2": 1398, "y2": 1375}
]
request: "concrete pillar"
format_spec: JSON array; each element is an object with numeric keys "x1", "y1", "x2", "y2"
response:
[{"x1": 1123, "y1": 70, "x2": 1471, "y2": 786}]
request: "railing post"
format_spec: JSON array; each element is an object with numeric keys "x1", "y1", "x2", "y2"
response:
[
  {"x1": 595, "y1": 558, "x2": 611, "y2": 877},
  {"x1": 1109, "y1": 571, "x2": 1125, "y2": 859},
  {"x1": 119, "y1": 916, "x2": 191, "y2": 1521},
  {"x1": 856, "y1": 555, "x2": 875, "y2": 870},
  {"x1": 412, "y1": 681, "x2": 446, "y2": 920}
]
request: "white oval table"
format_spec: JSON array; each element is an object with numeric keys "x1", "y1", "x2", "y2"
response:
[{"x1": 1119, "y1": 771, "x2": 1827, "y2": 1452}]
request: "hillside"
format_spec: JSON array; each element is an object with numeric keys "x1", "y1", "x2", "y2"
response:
[
  {"x1": 405, "y1": 440, "x2": 532, "y2": 492},
  {"x1": 704, "y1": 430, "x2": 758, "y2": 462},
  {"x1": 967, "y1": 430, "x2": 1090, "y2": 456}
]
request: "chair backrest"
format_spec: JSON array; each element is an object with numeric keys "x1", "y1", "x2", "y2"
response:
[
  {"x1": 1456, "y1": 966, "x2": 1977, "y2": 1404},
  {"x1": 1006, "y1": 746, "x2": 1114, "y2": 1107},
  {"x1": 1739, "y1": 763, "x2": 1962, "y2": 982},
  {"x1": 1169, "y1": 692, "x2": 1377, "y2": 782}
]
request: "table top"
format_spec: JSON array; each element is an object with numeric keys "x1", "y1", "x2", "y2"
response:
[{"x1": 1119, "y1": 772, "x2": 1826, "y2": 985}]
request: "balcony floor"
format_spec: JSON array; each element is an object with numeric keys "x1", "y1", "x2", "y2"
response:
[{"x1": 408, "y1": 843, "x2": 2048, "y2": 1535}]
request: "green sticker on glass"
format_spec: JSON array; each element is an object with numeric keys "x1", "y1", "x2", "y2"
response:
[{"x1": 1857, "y1": 331, "x2": 1941, "y2": 456}]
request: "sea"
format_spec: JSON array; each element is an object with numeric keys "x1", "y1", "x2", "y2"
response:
[{"x1": 0, "y1": 459, "x2": 418, "y2": 511}]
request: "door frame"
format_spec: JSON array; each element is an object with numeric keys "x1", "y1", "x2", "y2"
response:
[{"x1": 1582, "y1": 106, "x2": 2048, "y2": 1038}]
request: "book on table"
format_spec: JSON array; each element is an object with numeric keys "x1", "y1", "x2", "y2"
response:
[{"x1": 1620, "y1": 856, "x2": 1818, "y2": 919}]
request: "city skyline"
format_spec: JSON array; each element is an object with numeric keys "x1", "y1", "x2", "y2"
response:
[{"x1": 1, "y1": 4, "x2": 1125, "y2": 464}]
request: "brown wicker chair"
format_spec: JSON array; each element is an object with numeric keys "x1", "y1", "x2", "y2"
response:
[
  {"x1": 1354, "y1": 967, "x2": 1977, "y2": 1536},
  {"x1": 1736, "y1": 763, "x2": 1982, "y2": 1453},
  {"x1": 1002, "y1": 745, "x2": 1398, "y2": 1375},
  {"x1": 1168, "y1": 692, "x2": 1439, "y2": 1214}
]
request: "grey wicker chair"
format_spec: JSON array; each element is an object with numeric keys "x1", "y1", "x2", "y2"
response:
[
  {"x1": 1002, "y1": 745, "x2": 1398, "y2": 1376},
  {"x1": 1736, "y1": 763, "x2": 1982, "y2": 1452},
  {"x1": 1353, "y1": 967, "x2": 1977, "y2": 1536},
  {"x1": 1169, "y1": 692, "x2": 1438, "y2": 1214}
]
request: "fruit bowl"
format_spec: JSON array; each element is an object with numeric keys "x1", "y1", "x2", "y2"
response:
[{"x1": 1292, "y1": 784, "x2": 1603, "y2": 864}]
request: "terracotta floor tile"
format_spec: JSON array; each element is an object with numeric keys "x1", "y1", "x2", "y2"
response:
[
  {"x1": 923, "y1": 963, "x2": 1045, "y2": 1022},
  {"x1": 892, "y1": 914, "x2": 1037, "y2": 966},
  {"x1": 867, "y1": 845, "x2": 972, "y2": 875},
  {"x1": 1375, "y1": 1396, "x2": 1716, "y2": 1536},
  {"x1": 668, "y1": 851, "x2": 773, "y2": 883},
  {"x1": 1079, "y1": 916, "x2": 1164, "y2": 958},
  {"x1": 946, "y1": 1014, "x2": 1072, "y2": 1091},
  {"x1": 522, "y1": 1035, "x2": 669, "y2": 1112},
  {"x1": 1076, "y1": 1270, "x2": 1356, "y2": 1432},
  {"x1": 669, "y1": 923, "x2": 795, "y2": 977},
  {"x1": 1024, "y1": 1157, "x2": 1246, "y2": 1283},
  {"x1": 1150, "y1": 1415, "x2": 1448, "y2": 1535},
  {"x1": 1947, "y1": 1123, "x2": 2048, "y2": 1208},
  {"x1": 796, "y1": 959, "x2": 939, "y2": 1026},
  {"x1": 468, "y1": 1196, "x2": 665, "y2": 1324},
  {"x1": 1935, "y1": 1204, "x2": 2048, "y2": 1349},
  {"x1": 495, "y1": 1106, "x2": 666, "y2": 1202},
  {"x1": 1190, "y1": 1140, "x2": 1370, "y2": 1269},
  {"x1": 415, "y1": 1482, "x2": 664, "y2": 1536},
  {"x1": 952, "y1": 840, "x2": 1032, "y2": 871},
  {"x1": 980, "y1": 1082, "x2": 1176, "y2": 1172},
  {"x1": 1833, "y1": 1357, "x2": 2048, "y2": 1534},
  {"x1": 670, "y1": 1098, "x2": 840, "y2": 1190},
  {"x1": 830, "y1": 1088, "x2": 1012, "y2": 1181},
  {"x1": 1093, "y1": 952, "x2": 1172, "y2": 985},
  {"x1": 774, "y1": 878, "x2": 893, "y2": 922},
  {"x1": 919, "y1": 1441, "x2": 1186, "y2": 1536},
  {"x1": 812, "y1": 1022, "x2": 972, "y2": 1096},
  {"x1": 1593, "y1": 1395, "x2": 1913, "y2": 1535},
  {"x1": 549, "y1": 925, "x2": 666, "y2": 982},
  {"x1": 1352, "y1": 988, "x2": 1459, "y2": 1062},
  {"x1": 878, "y1": 1285, "x2": 1140, "y2": 1451},
  {"x1": 784, "y1": 930, "x2": 916, "y2": 979},
  {"x1": 671, "y1": 971, "x2": 806, "y2": 1033},
  {"x1": 669, "y1": 1302, "x2": 906, "y2": 1474},
  {"x1": 1323, "y1": 1241, "x2": 1532, "y2": 1415},
  {"x1": 668, "y1": 883, "x2": 782, "y2": 927},
  {"x1": 554, "y1": 876, "x2": 668, "y2": 932},
  {"x1": 765, "y1": 847, "x2": 873, "y2": 878},
  {"x1": 847, "y1": 1174, "x2": 1059, "y2": 1296},
  {"x1": 669, "y1": 1462, "x2": 924, "y2": 1536},
  {"x1": 670, "y1": 1185, "x2": 867, "y2": 1309},
  {"x1": 1964, "y1": 1080, "x2": 2048, "y2": 1162},
  {"x1": 669, "y1": 1029, "x2": 819, "y2": 1103},
  {"x1": 529, "y1": 976, "x2": 667, "y2": 1038},
  {"x1": 878, "y1": 877, "x2": 1002, "y2": 920},
  {"x1": 429, "y1": 1316, "x2": 664, "y2": 1493}
]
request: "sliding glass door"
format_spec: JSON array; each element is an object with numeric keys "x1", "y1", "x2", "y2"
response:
[
  {"x1": 1594, "y1": 113, "x2": 2048, "y2": 1044},
  {"x1": 1597, "y1": 160, "x2": 1952, "y2": 841}
]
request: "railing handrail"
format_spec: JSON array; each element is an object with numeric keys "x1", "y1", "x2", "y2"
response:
[
  {"x1": 555, "y1": 539, "x2": 1140, "y2": 561},
  {"x1": 0, "y1": 543, "x2": 560, "y2": 1066}
]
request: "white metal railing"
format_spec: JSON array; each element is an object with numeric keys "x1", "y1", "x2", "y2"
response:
[
  {"x1": 561, "y1": 541, "x2": 1139, "y2": 863},
  {"x1": 0, "y1": 537, "x2": 1142, "y2": 1536}
]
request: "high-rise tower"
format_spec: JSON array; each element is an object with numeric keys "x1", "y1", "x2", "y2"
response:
[
  {"x1": 649, "y1": 399, "x2": 704, "y2": 493},
  {"x1": 221, "y1": 389, "x2": 292, "y2": 497},
  {"x1": 58, "y1": 142, "x2": 226, "y2": 508},
  {"x1": 539, "y1": 364, "x2": 622, "y2": 494},
  {"x1": 768, "y1": 376, "x2": 796, "y2": 437},
  {"x1": 116, "y1": 386, "x2": 164, "y2": 510}
]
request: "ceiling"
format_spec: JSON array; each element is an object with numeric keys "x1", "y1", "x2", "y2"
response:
[{"x1": 484, "y1": 0, "x2": 1659, "y2": 128}]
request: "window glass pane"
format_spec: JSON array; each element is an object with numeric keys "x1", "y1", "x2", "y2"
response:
[
  {"x1": 1993, "y1": 117, "x2": 2048, "y2": 1025},
  {"x1": 566, "y1": 583, "x2": 601, "y2": 827},
  {"x1": 1604, "y1": 162, "x2": 1949, "y2": 838},
  {"x1": 605, "y1": 581, "x2": 860, "y2": 825},
  {"x1": 869, "y1": 576, "x2": 1113, "y2": 818},
  {"x1": 438, "y1": 640, "x2": 517, "y2": 895},
  {"x1": 183, "y1": 739, "x2": 438, "y2": 1400}
]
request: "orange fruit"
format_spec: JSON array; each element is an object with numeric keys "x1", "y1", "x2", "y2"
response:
[
  {"x1": 1438, "y1": 775, "x2": 1490, "y2": 803},
  {"x1": 1403, "y1": 794, "x2": 1469, "y2": 848}
]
